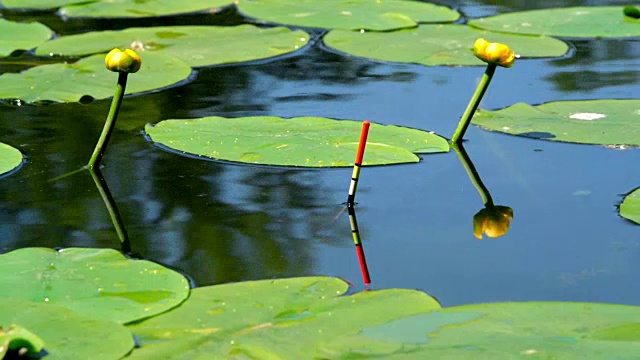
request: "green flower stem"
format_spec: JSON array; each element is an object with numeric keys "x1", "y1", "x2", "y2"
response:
[
  {"x1": 88, "y1": 72, "x2": 128, "y2": 169},
  {"x1": 451, "y1": 142, "x2": 493, "y2": 207},
  {"x1": 89, "y1": 167, "x2": 131, "y2": 254},
  {"x1": 450, "y1": 63, "x2": 497, "y2": 144}
]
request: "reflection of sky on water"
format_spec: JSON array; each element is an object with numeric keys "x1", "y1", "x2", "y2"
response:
[{"x1": 1, "y1": 0, "x2": 640, "y2": 307}]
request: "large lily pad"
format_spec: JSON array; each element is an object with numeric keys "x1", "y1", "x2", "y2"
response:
[
  {"x1": 0, "y1": 298, "x2": 134, "y2": 360},
  {"x1": 0, "y1": 19, "x2": 52, "y2": 57},
  {"x1": 127, "y1": 277, "x2": 640, "y2": 358},
  {"x1": 127, "y1": 277, "x2": 442, "y2": 358},
  {"x1": 0, "y1": 142, "x2": 23, "y2": 177},
  {"x1": 0, "y1": 248, "x2": 190, "y2": 324},
  {"x1": 145, "y1": 116, "x2": 450, "y2": 167},
  {"x1": 469, "y1": 6, "x2": 640, "y2": 38},
  {"x1": 620, "y1": 188, "x2": 640, "y2": 225},
  {"x1": 60, "y1": 0, "x2": 232, "y2": 18},
  {"x1": 380, "y1": 302, "x2": 640, "y2": 358},
  {"x1": 0, "y1": 52, "x2": 191, "y2": 103},
  {"x1": 237, "y1": 0, "x2": 460, "y2": 31},
  {"x1": 324, "y1": 25, "x2": 568, "y2": 67},
  {"x1": 36, "y1": 25, "x2": 309, "y2": 67},
  {"x1": 472, "y1": 99, "x2": 640, "y2": 146}
]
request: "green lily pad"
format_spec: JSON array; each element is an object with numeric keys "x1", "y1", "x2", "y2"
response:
[
  {"x1": 0, "y1": 142, "x2": 23, "y2": 177},
  {"x1": 0, "y1": 324, "x2": 45, "y2": 358},
  {"x1": 324, "y1": 25, "x2": 568, "y2": 67},
  {"x1": 620, "y1": 188, "x2": 640, "y2": 225},
  {"x1": 60, "y1": 0, "x2": 232, "y2": 18},
  {"x1": 406, "y1": 302, "x2": 640, "y2": 357},
  {"x1": 36, "y1": 25, "x2": 309, "y2": 67},
  {"x1": 0, "y1": 298, "x2": 134, "y2": 360},
  {"x1": 0, "y1": 0, "x2": 85, "y2": 10},
  {"x1": 145, "y1": 116, "x2": 450, "y2": 167},
  {"x1": 0, "y1": 52, "x2": 191, "y2": 103},
  {"x1": 0, "y1": 19, "x2": 52, "y2": 57},
  {"x1": 469, "y1": 6, "x2": 640, "y2": 38},
  {"x1": 0, "y1": 248, "x2": 190, "y2": 324},
  {"x1": 127, "y1": 277, "x2": 442, "y2": 358},
  {"x1": 472, "y1": 99, "x2": 640, "y2": 146},
  {"x1": 237, "y1": 0, "x2": 460, "y2": 31}
]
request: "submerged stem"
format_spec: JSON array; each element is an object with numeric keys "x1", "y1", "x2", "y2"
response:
[
  {"x1": 88, "y1": 72, "x2": 128, "y2": 169},
  {"x1": 450, "y1": 63, "x2": 497, "y2": 144},
  {"x1": 451, "y1": 142, "x2": 493, "y2": 207}
]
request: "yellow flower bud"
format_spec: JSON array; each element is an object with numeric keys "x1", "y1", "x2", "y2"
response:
[
  {"x1": 105, "y1": 48, "x2": 141, "y2": 73},
  {"x1": 473, "y1": 38, "x2": 516, "y2": 68},
  {"x1": 473, "y1": 205, "x2": 513, "y2": 239}
]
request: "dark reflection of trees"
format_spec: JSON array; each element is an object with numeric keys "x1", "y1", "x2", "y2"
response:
[
  {"x1": 545, "y1": 40, "x2": 640, "y2": 93},
  {"x1": 0, "y1": 4, "x2": 419, "y2": 286},
  {"x1": 0, "y1": 53, "x2": 346, "y2": 286}
]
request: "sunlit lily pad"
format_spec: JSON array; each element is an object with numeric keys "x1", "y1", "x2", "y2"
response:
[
  {"x1": 0, "y1": 142, "x2": 23, "y2": 177},
  {"x1": 126, "y1": 276, "x2": 640, "y2": 358},
  {"x1": 472, "y1": 100, "x2": 640, "y2": 146},
  {"x1": 237, "y1": 0, "x2": 460, "y2": 31},
  {"x1": 620, "y1": 188, "x2": 640, "y2": 225},
  {"x1": 145, "y1": 116, "x2": 450, "y2": 167},
  {"x1": 127, "y1": 277, "x2": 442, "y2": 358},
  {"x1": 0, "y1": 324, "x2": 44, "y2": 358},
  {"x1": 0, "y1": 19, "x2": 52, "y2": 57},
  {"x1": 0, "y1": 298, "x2": 134, "y2": 360},
  {"x1": 36, "y1": 25, "x2": 309, "y2": 67},
  {"x1": 324, "y1": 25, "x2": 568, "y2": 66},
  {"x1": 469, "y1": 6, "x2": 640, "y2": 38},
  {"x1": 0, "y1": 248, "x2": 190, "y2": 324},
  {"x1": 0, "y1": 52, "x2": 191, "y2": 103},
  {"x1": 60, "y1": 0, "x2": 232, "y2": 18},
  {"x1": 387, "y1": 302, "x2": 640, "y2": 357}
]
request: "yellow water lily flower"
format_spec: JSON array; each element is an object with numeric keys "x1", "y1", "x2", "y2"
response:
[
  {"x1": 473, "y1": 38, "x2": 516, "y2": 68},
  {"x1": 105, "y1": 48, "x2": 141, "y2": 73},
  {"x1": 473, "y1": 205, "x2": 514, "y2": 239}
]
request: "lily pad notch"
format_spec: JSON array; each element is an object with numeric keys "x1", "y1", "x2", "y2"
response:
[{"x1": 145, "y1": 116, "x2": 450, "y2": 168}]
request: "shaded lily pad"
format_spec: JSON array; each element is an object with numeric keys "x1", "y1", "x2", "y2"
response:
[
  {"x1": 60, "y1": 0, "x2": 232, "y2": 18},
  {"x1": 0, "y1": 142, "x2": 23, "y2": 177},
  {"x1": 472, "y1": 99, "x2": 640, "y2": 146},
  {"x1": 620, "y1": 188, "x2": 640, "y2": 225},
  {"x1": 127, "y1": 277, "x2": 442, "y2": 358},
  {"x1": 324, "y1": 25, "x2": 568, "y2": 67},
  {"x1": 237, "y1": 0, "x2": 460, "y2": 31},
  {"x1": 0, "y1": 52, "x2": 191, "y2": 103},
  {"x1": 0, "y1": 248, "x2": 190, "y2": 324},
  {"x1": 0, "y1": 298, "x2": 134, "y2": 360},
  {"x1": 0, "y1": 19, "x2": 52, "y2": 57},
  {"x1": 36, "y1": 25, "x2": 309, "y2": 67},
  {"x1": 0, "y1": 324, "x2": 44, "y2": 358},
  {"x1": 145, "y1": 116, "x2": 450, "y2": 167},
  {"x1": 469, "y1": 6, "x2": 640, "y2": 38}
]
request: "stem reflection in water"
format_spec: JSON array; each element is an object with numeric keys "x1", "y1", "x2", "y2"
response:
[
  {"x1": 88, "y1": 167, "x2": 131, "y2": 254},
  {"x1": 452, "y1": 143, "x2": 514, "y2": 240}
]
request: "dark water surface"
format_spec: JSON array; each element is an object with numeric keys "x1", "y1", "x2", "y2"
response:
[{"x1": 1, "y1": 0, "x2": 639, "y2": 307}]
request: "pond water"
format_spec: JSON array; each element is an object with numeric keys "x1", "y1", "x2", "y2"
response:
[{"x1": 1, "y1": 0, "x2": 639, "y2": 308}]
